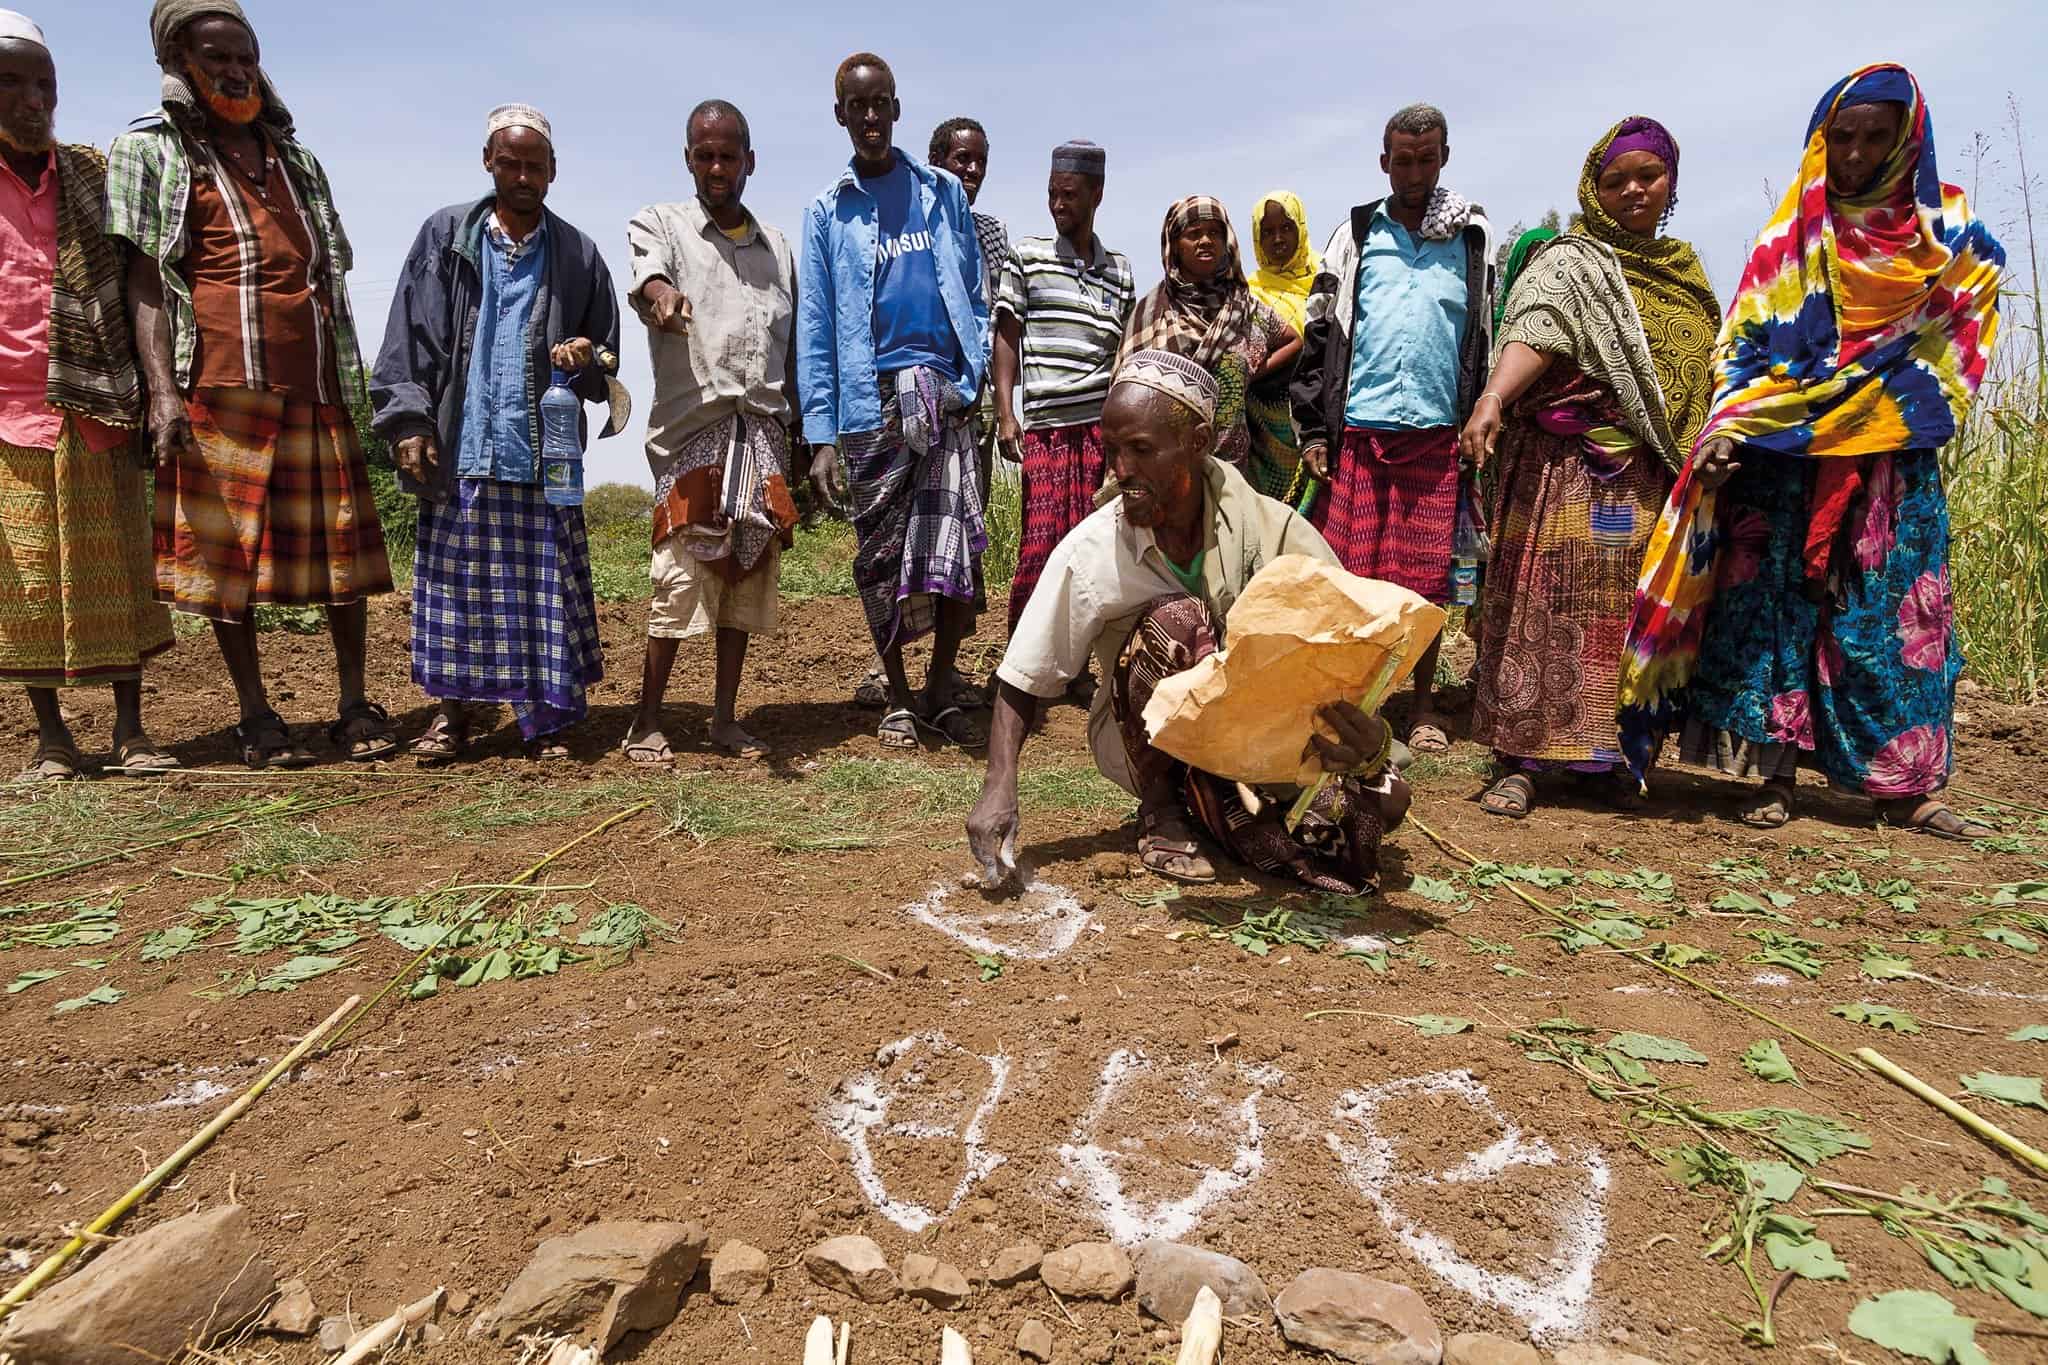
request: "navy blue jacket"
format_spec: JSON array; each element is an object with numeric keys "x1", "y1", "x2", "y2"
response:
[{"x1": 370, "y1": 196, "x2": 625, "y2": 500}]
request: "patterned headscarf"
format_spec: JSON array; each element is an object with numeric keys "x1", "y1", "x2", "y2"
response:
[
  {"x1": 1113, "y1": 348, "x2": 1219, "y2": 427},
  {"x1": 1246, "y1": 190, "x2": 1320, "y2": 335},
  {"x1": 1493, "y1": 226, "x2": 1557, "y2": 330},
  {"x1": 1573, "y1": 116, "x2": 1720, "y2": 452},
  {"x1": 1118, "y1": 196, "x2": 1258, "y2": 370}
]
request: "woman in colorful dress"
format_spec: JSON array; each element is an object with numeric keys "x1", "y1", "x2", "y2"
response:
[
  {"x1": 1619, "y1": 64, "x2": 2002, "y2": 839},
  {"x1": 1460, "y1": 117, "x2": 1720, "y2": 818},
  {"x1": 1118, "y1": 196, "x2": 1298, "y2": 469},
  {"x1": 1245, "y1": 190, "x2": 1318, "y2": 502}
]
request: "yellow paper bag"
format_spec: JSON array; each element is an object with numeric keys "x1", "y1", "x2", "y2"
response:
[{"x1": 1140, "y1": 555, "x2": 1447, "y2": 786}]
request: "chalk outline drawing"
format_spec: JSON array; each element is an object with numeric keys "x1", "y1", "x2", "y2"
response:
[
  {"x1": 822, "y1": 1032, "x2": 1011, "y2": 1233},
  {"x1": 1327, "y1": 1069, "x2": 1609, "y2": 1341},
  {"x1": 904, "y1": 879, "x2": 1094, "y2": 960},
  {"x1": 1058, "y1": 1047, "x2": 1279, "y2": 1246}
]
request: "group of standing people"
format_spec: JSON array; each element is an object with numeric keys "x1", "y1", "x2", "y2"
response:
[{"x1": 0, "y1": 2, "x2": 2005, "y2": 868}]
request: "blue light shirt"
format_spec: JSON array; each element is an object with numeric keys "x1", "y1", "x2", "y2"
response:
[
  {"x1": 1344, "y1": 204, "x2": 1467, "y2": 431},
  {"x1": 457, "y1": 214, "x2": 548, "y2": 481},
  {"x1": 862, "y1": 158, "x2": 962, "y2": 380}
]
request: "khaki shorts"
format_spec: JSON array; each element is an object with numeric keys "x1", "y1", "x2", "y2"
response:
[{"x1": 648, "y1": 534, "x2": 781, "y2": 639}]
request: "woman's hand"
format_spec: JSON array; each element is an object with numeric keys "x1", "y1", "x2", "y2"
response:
[
  {"x1": 1458, "y1": 393, "x2": 1504, "y2": 468},
  {"x1": 1693, "y1": 436, "x2": 1741, "y2": 490}
]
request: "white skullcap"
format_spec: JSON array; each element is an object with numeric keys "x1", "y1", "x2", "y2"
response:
[
  {"x1": 0, "y1": 9, "x2": 47, "y2": 48},
  {"x1": 485, "y1": 102, "x2": 551, "y2": 147},
  {"x1": 1113, "y1": 349, "x2": 1219, "y2": 426}
]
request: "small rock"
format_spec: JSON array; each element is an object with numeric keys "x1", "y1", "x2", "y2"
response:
[
  {"x1": 1445, "y1": 1332, "x2": 1542, "y2": 1365},
  {"x1": 1274, "y1": 1269, "x2": 1442, "y2": 1365},
  {"x1": 902, "y1": 1253, "x2": 970, "y2": 1309},
  {"x1": 392, "y1": 1097, "x2": 421, "y2": 1123},
  {"x1": 1088, "y1": 851, "x2": 1134, "y2": 881},
  {"x1": 0, "y1": 1205, "x2": 275, "y2": 1365},
  {"x1": 419, "y1": 1322, "x2": 446, "y2": 1346},
  {"x1": 1041, "y1": 1242, "x2": 1134, "y2": 1301},
  {"x1": 445, "y1": 1288, "x2": 473, "y2": 1316},
  {"x1": 484, "y1": 1220, "x2": 707, "y2": 1351},
  {"x1": 1553, "y1": 1348, "x2": 1667, "y2": 1365},
  {"x1": 317, "y1": 1316, "x2": 353, "y2": 1353},
  {"x1": 966, "y1": 1197, "x2": 998, "y2": 1220},
  {"x1": 987, "y1": 1242, "x2": 1044, "y2": 1286},
  {"x1": 710, "y1": 1240, "x2": 771, "y2": 1304},
  {"x1": 803, "y1": 1235, "x2": 899, "y2": 1304},
  {"x1": 1134, "y1": 1241, "x2": 1271, "y2": 1323},
  {"x1": 261, "y1": 1277, "x2": 319, "y2": 1336},
  {"x1": 1017, "y1": 1317, "x2": 1054, "y2": 1361}
]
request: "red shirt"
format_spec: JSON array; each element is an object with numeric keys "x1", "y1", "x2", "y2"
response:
[{"x1": 0, "y1": 151, "x2": 122, "y2": 454}]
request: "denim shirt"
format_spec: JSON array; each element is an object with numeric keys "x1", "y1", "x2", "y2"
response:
[
  {"x1": 457, "y1": 216, "x2": 548, "y2": 481},
  {"x1": 797, "y1": 150, "x2": 989, "y2": 446},
  {"x1": 1344, "y1": 204, "x2": 1469, "y2": 431}
]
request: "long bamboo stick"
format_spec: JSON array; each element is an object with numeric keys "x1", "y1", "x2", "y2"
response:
[
  {"x1": 1856, "y1": 1047, "x2": 2048, "y2": 1176},
  {"x1": 0, "y1": 993, "x2": 360, "y2": 1320},
  {"x1": 1407, "y1": 812, "x2": 1866, "y2": 1075},
  {"x1": 319, "y1": 802, "x2": 652, "y2": 1053}
]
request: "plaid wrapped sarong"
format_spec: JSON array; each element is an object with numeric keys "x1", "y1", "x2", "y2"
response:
[
  {"x1": 843, "y1": 367, "x2": 985, "y2": 653},
  {"x1": 412, "y1": 478, "x2": 602, "y2": 740},
  {"x1": 155, "y1": 387, "x2": 391, "y2": 621},
  {"x1": 0, "y1": 422, "x2": 172, "y2": 686}
]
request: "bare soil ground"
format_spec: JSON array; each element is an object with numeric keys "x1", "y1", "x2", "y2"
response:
[{"x1": 4, "y1": 590, "x2": 2048, "y2": 1364}]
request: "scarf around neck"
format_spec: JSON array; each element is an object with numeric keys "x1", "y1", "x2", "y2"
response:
[
  {"x1": 48, "y1": 145, "x2": 143, "y2": 429},
  {"x1": 1417, "y1": 186, "x2": 1473, "y2": 242}
]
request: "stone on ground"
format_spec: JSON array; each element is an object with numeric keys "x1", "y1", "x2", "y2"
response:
[
  {"x1": 1554, "y1": 1347, "x2": 1667, "y2": 1365},
  {"x1": 1017, "y1": 1317, "x2": 1054, "y2": 1361},
  {"x1": 1133, "y1": 1241, "x2": 1271, "y2": 1323},
  {"x1": 803, "y1": 1234, "x2": 900, "y2": 1304},
  {"x1": 483, "y1": 1219, "x2": 708, "y2": 1350},
  {"x1": 1445, "y1": 1332, "x2": 1542, "y2": 1365},
  {"x1": 0, "y1": 1205, "x2": 275, "y2": 1365},
  {"x1": 987, "y1": 1241, "x2": 1044, "y2": 1286},
  {"x1": 1041, "y1": 1242, "x2": 1135, "y2": 1301},
  {"x1": 710, "y1": 1240, "x2": 771, "y2": 1304},
  {"x1": 262, "y1": 1276, "x2": 319, "y2": 1336},
  {"x1": 902, "y1": 1252, "x2": 971, "y2": 1309},
  {"x1": 1273, "y1": 1268, "x2": 1442, "y2": 1365},
  {"x1": 317, "y1": 1316, "x2": 355, "y2": 1353}
]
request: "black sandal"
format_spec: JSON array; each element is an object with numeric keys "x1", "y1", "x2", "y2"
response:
[
  {"x1": 1481, "y1": 773, "x2": 1533, "y2": 820},
  {"x1": 1878, "y1": 798, "x2": 1993, "y2": 843},
  {"x1": 330, "y1": 700, "x2": 400, "y2": 762},
  {"x1": 236, "y1": 711, "x2": 316, "y2": 770},
  {"x1": 410, "y1": 711, "x2": 469, "y2": 765}
]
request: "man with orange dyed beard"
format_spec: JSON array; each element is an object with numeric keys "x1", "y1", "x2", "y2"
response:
[{"x1": 106, "y1": 0, "x2": 398, "y2": 770}]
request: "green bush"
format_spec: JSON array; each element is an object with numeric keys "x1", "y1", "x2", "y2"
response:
[{"x1": 583, "y1": 481, "x2": 655, "y2": 535}]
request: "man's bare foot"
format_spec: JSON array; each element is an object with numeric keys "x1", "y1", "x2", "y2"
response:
[{"x1": 710, "y1": 719, "x2": 770, "y2": 760}]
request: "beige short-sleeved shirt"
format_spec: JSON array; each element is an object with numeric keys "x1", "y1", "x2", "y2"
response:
[{"x1": 997, "y1": 456, "x2": 1340, "y2": 791}]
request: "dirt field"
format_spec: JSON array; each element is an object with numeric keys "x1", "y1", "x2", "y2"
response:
[{"x1": 4, "y1": 588, "x2": 2048, "y2": 1364}]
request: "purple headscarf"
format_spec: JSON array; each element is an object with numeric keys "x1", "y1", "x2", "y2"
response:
[{"x1": 1599, "y1": 115, "x2": 1680, "y2": 222}]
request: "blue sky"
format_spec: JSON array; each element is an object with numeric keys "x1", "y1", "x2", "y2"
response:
[{"x1": 39, "y1": 0, "x2": 2048, "y2": 487}]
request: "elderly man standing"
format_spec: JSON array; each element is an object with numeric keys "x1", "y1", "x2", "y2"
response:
[
  {"x1": 993, "y1": 140, "x2": 1135, "y2": 666},
  {"x1": 969, "y1": 350, "x2": 1408, "y2": 892},
  {"x1": 108, "y1": 0, "x2": 396, "y2": 768},
  {"x1": 1294, "y1": 102, "x2": 1492, "y2": 758},
  {"x1": 619, "y1": 99, "x2": 796, "y2": 765},
  {"x1": 800, "y1": 52, "x2": 991, "y2": 751},
  {"x1": 372, "y1": 104, "x2": 624, "y2": 763},
  {"x1": 0, "y1": 11, "x2": 174, "y2": 781}
]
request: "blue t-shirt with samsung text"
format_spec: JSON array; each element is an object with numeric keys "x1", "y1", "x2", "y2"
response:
[{"x1": 861, "y1": 159, "x2": 962, "y2": 381}]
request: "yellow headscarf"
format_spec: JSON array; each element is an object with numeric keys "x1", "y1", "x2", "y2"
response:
[{"x1": 1246, "y1": 191, "x2": 1319, "y2": 334}]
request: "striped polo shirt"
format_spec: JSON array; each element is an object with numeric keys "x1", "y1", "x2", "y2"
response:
[{"x1": 994, "y1": 232, "x2": 1135, "y2": 430}]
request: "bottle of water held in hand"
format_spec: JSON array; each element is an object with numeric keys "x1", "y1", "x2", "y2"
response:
[
  {"x1": 1450, "y1": 483, "x2": 1487, "y2": 607},
  {"x1": 539, "y1": 369, "x2": 584, "y2": 508}
]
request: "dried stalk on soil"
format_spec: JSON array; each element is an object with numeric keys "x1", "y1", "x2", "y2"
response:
[
  {"x1": 330, "y1": 1286, "x2": 442, "y2": 1364},
  {"x1": 1177, "y1": 1285, "x2": 1223, "y2": 1365},
  {"x1": 322, "y1": 801, "x2": 653, "y2": 1052},
  {"x1": 0, "y1": 994, "x2": 360, "y2": 1319},
  {"x1": 1857, "y1": 1046, "x2": 2048, "y2": 1174},
  {"x1": 1406, "y1": 812, "x2": 1864, "y2": 1074}
]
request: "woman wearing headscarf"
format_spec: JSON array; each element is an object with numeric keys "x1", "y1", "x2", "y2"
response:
[
  {"x1": 1118, "y1": 196, "x2": 1299, "y2": 469},
  {"x1": 1619, "y1": 65, "x2": 2003, "y2": 839},
  {"x1": 1245, "y1": 191, "x2": 1319, "y2": 501},
  {"x1": 1459, "y1": 118, "x2": 1720, "y2": 818}
]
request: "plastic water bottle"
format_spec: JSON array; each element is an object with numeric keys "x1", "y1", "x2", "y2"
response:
[
  {"x1": 539, "y1": 369, "x2": 584, "y2": 508},
  {"x1": 1450, "y1": 481, "x2": 1488, "y2": 607}
]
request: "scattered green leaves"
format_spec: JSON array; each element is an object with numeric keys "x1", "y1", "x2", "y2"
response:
[
  {"x1": 52, "y1": 982, "x2": 122, "y2": 1013},
  {"x1": 1742, "y1": 928, "x2": 1825, "y2": 978},
  {"x1": 1848, "y1": 1290, "x2": 1991, "y2": 1364},
  {"x1": 1831, "y1": 1000, "x2": 1923, "y2": 1034},
  {"x1": 1983, "y1": 926, "x2": 2041, "y2": 954},
  {"x1": 2008, "y1": 1024, "x2": 2048, "y2": 1042},
  {"x1": 968, "y1": 951, "x2": 1005, "y2": 983},
  {"x1": 6, "y1": 968, "x2": 65, "y2": 994},
  {"x1": 1405, "y1": 874, "x2": 1462, "y2": 904},
  {"x1": 1606, "y1": 1031, "x2": 1708, "y2": 1065},
  {"x1": 1399, "y1": 1014, "x2": 1476, "y2": 1037},
  {"x1": 1742, "y1": 1040, "x2": 1801, "y2": 1086},
  {"x1": 1961, "y1": 1072, "x2": 2048, "y2": 1112}
]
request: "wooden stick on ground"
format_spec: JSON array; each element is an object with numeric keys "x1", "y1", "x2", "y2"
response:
[
  {"x1": 1176, "y1": 1285, "x2": 1223, "y2": 1365},
  {"x1": 802, "y1": 1316, "x2": 835, "y2": 1365},
  {"x1": 0, "y1": 994, "x2": 361, "y2": 1320},
  {"x1": 330, "y1": 1286, "x2": 443, "y2": 1365},
  {"x1": 940, "y1": 1325, "x2": 973, "y2": 1365},
  {"x1": 1857, "y1": 1047, "x2": 2048, "y2": 1175}
]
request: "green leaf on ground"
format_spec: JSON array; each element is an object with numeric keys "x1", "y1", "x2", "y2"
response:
[
  {"x1": 242, "y1": 955, "x2": 348, "y2": 994},
  {"x1": 408, "y1": 974, "x2": 439, "y2": 999},
  {"x1": 1743, "y1": 1159, "x2": 1806, "y2": 1202},
  {"x1": 969, "y1": 951, "x2": 1005, "y2": 983},
  {"x1": 1984, "y1": 927, "x2": 2041, "y2": 954},
  {"x1": 1491, "y1": 962, "x2": 1531, "y2": 978},
  {"x1": 1399, "y1": 1014, "x2": 1476, "y2": 1037},
  {"x1": 1832, "y1": 1000, "x2": 1923, "y2": 1034},
  {"x1": 1345, "y1": 948, "x2": 1390, "y2": 974},
  {"x1": 139, "y1": 924, "x2": 204, "y2": 961},
  {"x1": 53, "y1": 983, "x2": 123, "y2": 1013},
  {"x1": 1742, "y1": 1039, "x2": 1802, "y2": 1086},
  {"x1": 1646, "y1": 941, "x2": 1719, "y2": 967},
  {"x1": 1406, "y1": 874, "x2": 1462, "y2": 904},
  {"x1": 1763, "y1": 1230, "x2": 1849, "y2": 1280},
  {"x1": 7, "y1": 969, "x2": 65, "y2": 994},
  {"x1": 1848, "y1": 1290, "x2": 1991, "y2": 1365},
  {"x1": 1533, "y1": 1016, "x2": 1594, "y2": 1035},
  {"x1": 2007, "y1": 1025, "x2": 2048, "y2": 1042},
  {"x1": 1606, "y1": 1031, "x2": 1709, "y2": 1065},
  {"x1": 1711, "y1": 889, "x2": 1771, "y2": 913},
  {"x1": 1862, "y1": 950, "x2": 1917, "y2": 980},
  {"x1": 1738, "y1": 1107, "x2": 1872, "y2": 1164},
  {"x1": 382, "y1": 922, "x2": 454, "y2": 952},
  {"x1": 1961, "y1": 1072, "x2": 2048, "y2": 1112}
]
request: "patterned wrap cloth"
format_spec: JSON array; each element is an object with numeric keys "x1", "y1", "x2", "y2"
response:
[
  {"x1": 1617, "y1": 64, "x2": 2003, "y2": 786},
  {"x1": 1245, "y1": 191, "x2": 1316, "y2": 500},
  {"x1": 1006, "y1": 421, "x2": 1104, "y2": 633}
]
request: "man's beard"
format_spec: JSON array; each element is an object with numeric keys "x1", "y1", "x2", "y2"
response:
[
  {"x1": 0, "y1": 114, "x2": 54, "y2": 155},
  {"x1": 187, "y1": 63, "x2": 263, "y2": 126}
]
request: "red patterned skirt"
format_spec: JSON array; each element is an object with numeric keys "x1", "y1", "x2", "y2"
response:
[
  {"x1": 1310, "y1": 425, "x2": 1459, "y2": 603},
  {"x1": 1006, "y1": 421, "x2": 1104, "y2": 633}
]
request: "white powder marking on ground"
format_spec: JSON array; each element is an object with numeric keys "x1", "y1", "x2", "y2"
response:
[
  {"x1": 1337, "y1": 934, "x2": 1391, "y2": 955},
  {"x1": 125, "y1": 1079, "x2": 231, "y2": 1112},
  {"x1": 1750, "y1": 972, "x2": 1794, "y2": 987},
  {"x1": 821, "y1": 1031, "x2": 1010, "y2": 1234},
  {"x1": 1057, "y1": 1047, "x2": 1275, "y2": 1246},
  {"x1": 1609, "y1": 984, "x2": 1664, "y2": 995},
  {"x1": 905, "y1": 880, "x2": 1093, "y2": 960},
  {"x1": 1327, "y1": 1069, "x2": 1608, "y2": 1342}
]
